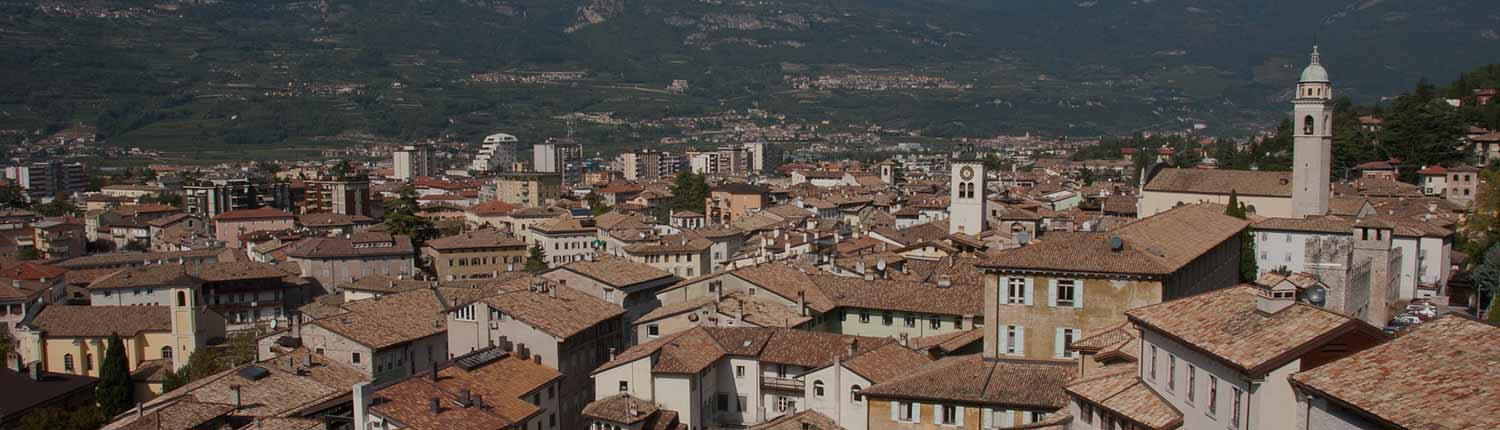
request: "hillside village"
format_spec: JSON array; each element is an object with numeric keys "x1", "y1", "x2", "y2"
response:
[{"x1": 0, "y1": 48, "x2": 1496, "y2": 430}]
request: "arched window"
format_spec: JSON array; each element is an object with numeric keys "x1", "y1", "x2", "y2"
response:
[
  {"x1": 851, "y1": 385, "x2": 864, "y2": 402},
  {"x1": 1304, "y1": 115, "x2": 1315, "y2": 135},
  {"x1": 162, "y1": 346, "x2": 174, "y2": 363},
  {"x1": 83, "y1": 353, "x2": 93, "y2": 371},
  {"x1": 176, "y1": 291, "x2": 187, "y2": 307},
  {"x1": 63, "y1": 354, "x2": 74, "y2": 372},
  {"x1": 813, "y1": 380, "x2": 825, "y2": 397}
]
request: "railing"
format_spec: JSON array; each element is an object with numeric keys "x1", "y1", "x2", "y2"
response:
[{"x1": 762, "y1": 376, "x2": 803, "y2": 391}]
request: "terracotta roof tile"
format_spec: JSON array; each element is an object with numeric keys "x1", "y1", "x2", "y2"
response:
[
  {"x1": 1126, "y1": 285, "x2": 1379, "y2": 375},
  {"x1": 28, "y1": 305, "x2": 172, "y2": 337},
  {"x1": 212, "y1": 207, "x2": 294, "y2": 221},
  {"x1": 583, "y1": 394, "x2": 662, "y2": 425},
  {"x1": 861, "y1": 355, "x2": 1075, "y2": 409},
  {"x1": 1144, "y1": 168, "x2": 1291, "y2": 197},
  {"x1": 1290, "y1": 316, "x2": 1500, "y2": 430},
  {"x1": 981, "y1": 204, "x2": 1245, "y2": 276},
  {"x1": 475, "y1": 277, "x2": 624, "y2": 339},
  {"x1": 1064, "y1": 370, "x2": 1182, "y2": 430},
  {"x1": 424, "y1": 229, "x2": 527, "y2": 251}
]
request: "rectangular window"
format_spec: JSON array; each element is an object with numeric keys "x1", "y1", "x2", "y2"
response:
[
  {"x1": 1231, "y1": 387, "x2": 1243, "y2": 428},
  {"x1": 898, "y1": 401, "x2": 913, "y2": 421},
  {"x1": 1059, "y1": 328, "x2": 1079, "y2": 359},
  {"x1": 619, "y1": 381, "x2": 628, "y2": 392},
  {"x1": 942, "y1": 405, "x2": 958, "y2": 425},
  {"x1": 735, "y1": 366, "x2": 745, "y2": 378},
  {"x1": 737, "y1": 395, "x2": 746, "y2": 412},
  {"x1": 1149, "y1": 346, "x2": 1157, "y2": 380},
  {"x1": 882, "y1": 311, "x2": 894, "y2": 326},
  {"x1": 648, "y1": 324, "x2": 660, "y2": 338},
  {"x1": 717, "y1": 393, "x2": 729, "y2": 412},
  {"x1": 1056, "y1": 279, "x2": 1077, "y2": 307},
  {"x1": 904, "y1": 314, "x2": 916, "y2": 327},
  {"x1": 859, "y1": 310, "x2": 870, "y2": 323},
  {"x1": 1167, "y1": 355, "x2": 1176, "y2": 392},
  {"x1": 456, "y1": 304, "x2": 476, "y2": 321},
  {"x1": 930, "y1": 316, "x2": 941, "y2": 329},
  {"x1": 1006, "y1": 278, "x2": 1026, "y2": 304},
  {"x1": 1208, "y1": 375, "x2": 1219, "y2": 416},
  {"x1": 1187, "y1": 365, "x2": 1197, "y2": 403},
  {"x1": 352, "y1": 353, "x2": 361, "y2": 364}
]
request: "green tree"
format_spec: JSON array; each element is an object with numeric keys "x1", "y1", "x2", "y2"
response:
[
  {"x1": 17, "y1": 247, "x2": 38, "y2": 261},
  {"x1": 32, "y1": 198, "x2": 79, "y2": 217},
  {"x1": 1224, "y1": 190, "x2": 1258, "y2": 282},
  {"x1": 96, "y1": 334, "x2": 133, "y2": 417},
  {"x1": 0, "y1": 182, "x2": 30, "y2": 209},
  {"x1": 383, "y1": 186, "x2": 438, "y2": 246},
  {"x1": 586, "y1": 192, "x2": 612, "y2": 216},
  {"x1": 1459, "y1": 171, "x2": 1500, "y2": 256},
  {"x1": 523, "y1": 244, "x2": 549, "y2": 273},
  {"x1": 1474, "y1": 244, "x2": 1500, "y2": 322},
  {"x1": 19, "y1": 405, "x2": 104, "y2": 430},
  {"x1": 668, "y1": 171, "x2": 710, "y2": 213},
  {"x1": 1381, "y1": 94, "x2": 1467, "y2": 181},
  {"x1": 1254, "y1": 119, "x2": 1294, "y2": 171}
]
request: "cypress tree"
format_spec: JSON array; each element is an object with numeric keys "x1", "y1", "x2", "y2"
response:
[
  {"x1": 96, "y1": 333, "x2": 133, "y2": 417},
  {"x1": 524, "y1": 244, "x2": 550, "y2": 273}
]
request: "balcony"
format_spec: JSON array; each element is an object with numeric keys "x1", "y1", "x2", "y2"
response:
[{"x1": 761, "y1": 376, "x2": 803, "y2": 391}]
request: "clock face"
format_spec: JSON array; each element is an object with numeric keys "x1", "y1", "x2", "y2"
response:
[{"x1": 960, "y1": 166, "x2": 975, "y2": 180}]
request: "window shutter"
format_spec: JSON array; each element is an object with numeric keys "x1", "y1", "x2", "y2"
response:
[
  {"x1": 982, "y1": 407, "x2": 992, "y2": 429},
  {"x1": 1055, "y1": 327, "x2": 1065, "y2": 358},
  {"x1": 956, "y1": 406, "x2": 965, "y2": 426},
  {"x1": 891, "y1": 401, "x2": 900, "y2": 421},
  {"x1": 913, "y1": 402, "x2": 922, "y2": 422},
  {"x1": 1002, "y1": 410, "x2": 1014, "y2": 428},
  {"x1": 1016, "y1": 327, "x2": 1026, "y2": 356},
  {"x1": 1047, "y1": 279, "x2": 1058, "y2": 307},
  {"x1": 934, "y1": 404, "x2": 943, "y2": 425},
  {"x1": 1074, "y1": 281, "x2": 1084, "y2": 309},
  {"x1": 998, "y1": 277, "x2": 1009, "y2": 299},
  {"x1": 1023, "y1": 278, "x2": 1034, "y2": 306}
]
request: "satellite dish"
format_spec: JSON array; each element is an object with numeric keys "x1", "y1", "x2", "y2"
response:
[
  {"x1": 876, "y1": 258, "x2": 887, "y2": 271},
  {"x1": 1109, "y1": 236, "x2": 1124, "y2": 251},
  {"x1": 1303, "y1": 286, "x2": 1328, "y2": 307}
]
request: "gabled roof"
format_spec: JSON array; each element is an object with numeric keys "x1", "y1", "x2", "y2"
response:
[
  {"x1": 1125, "y1": 285, "x2": 1384, "y2": 376},
  {"x1": 860, "y1": 355, "x2": 1075, "y2": 409},
  {"x1": 592, "y1": 327, "x2": 896, "y2": 376},
  {"x1": 1064, "y1": 369, "x2": 1182, "y2": 430},
  {"x1": 213, "y1": 207, "x2": 294, "y2": 221},
  {"x1": 1143, "y1": 168, "x2": 1292, "y2": 197},
  {"x1": 1290, "y1": 316, "x2": 1500, "y2": 430},
  {"x1": 28, "y1": 305, "x2": 172, "y2": 337},
  {"x1": 551, "y1": 256, "x2": 673, "y2": 288},
  {"x1": 980, "y1": 204, "x2": 1246, "y2": 276},
  {"x1": 424, "y1": 229, "x2": 526, "y2": 251},
  {"x1": 473, "y1": 277, "x2": 624, "y2": 339}
]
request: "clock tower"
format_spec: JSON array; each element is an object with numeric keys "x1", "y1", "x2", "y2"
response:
[{"x1": 950, "y1": 161, "x2": 987, "y2": 235}]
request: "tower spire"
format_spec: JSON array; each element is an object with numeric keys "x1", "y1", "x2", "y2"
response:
[{"x1": 1310, "y1": 45, "x2": 1321, "y2": 66}]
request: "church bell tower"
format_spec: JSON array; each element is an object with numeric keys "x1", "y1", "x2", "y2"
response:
[
  {"x1": 949, "y1": 161, "x2": 986, "y2": 235},
  {"x1": 1292, "y1": 45, "x2": 1333, "y2": 218}
]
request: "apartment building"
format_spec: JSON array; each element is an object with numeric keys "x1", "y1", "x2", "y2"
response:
[
  {"x1": 534, "y1": 141, "x2": 584, "y2": 186},
  {"x1": 978, "y1": 203, "x2": 1247, "y2": 361},
  {"x1": 422, "y1": 228, "x2": 529, "y2": 281},
  {"x1": 282, "y1": 232, "x2": 416, "y2": 291},
  {"x1": 183, "y1": 177, "x2": 292, "y2": 218},
  {"x1": 529, "y1": 216, "x2": 599, "y2": 266},
  {"x1": 3, "y1": 160, "x2": 86, "y2": 201},
  {"x1": 296, "y1": 286, "x2": 460, "y2": 384},
  {"x1": 623, "y1": 235, "x2": 713, "y2": 278},
  {"x1": 392, "y1": 143, "x2": 435, "y2": 181},
  {"x1": 590, "y1": 326, "x2": 927, "y2": 430},
  {"x1": 541, "y1": 256, "x2": 676, "y2": 342},
  {"x1": 302, "y1": 179, "x2": 373, "y2": 217},
  {"x1": 213, "y1": 207, "x2": 295, "y2": 249},
  {"x1": 1063, "y1": 284, "x2": 1385, "y2": 430},
  {"x1": 492, "y1": 172, "x2": 563, "y2": 206},
  {"x1": 445, "y1": 277, "x2": 626, "y2": 430},
  {"x1": 620, "y1": 150, "x2": 680, "y2": 181},
  {"x1": 473, "y1": 133, "x2": 519, "y2": 172},
  {"x1": 861, "y1": 355, "x2": 1076, "y2": 430},
  {"x1": 706, "y1": 183, "x2": 769, "y2": 225}
]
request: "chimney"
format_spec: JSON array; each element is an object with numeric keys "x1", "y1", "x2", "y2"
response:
[
  {"x1": 627, "y1": 399, "x2": 640, "y2": 417},
  {"x1": 549, "y1": 283, "x2": 557, "y2": 299},
  {"x1": 473, "y1": 394, "x2": 484, "y2": 409},
  {"x1": 937, "y1": 275, "x2": 952, "y2": 288},
  {"x1": 533, "y1": 355, "x2": 542, "y2": 365},
  {"x1": 898, "y1": 333, "x2": 909, "y2": 347},
  {"x1": 608, "y1": 347, "x2": 616, "y2": 362},
  {"x1": 1256, "y1": 285, "x2": 1296, "y2": 315},
  {"x1": 459, "y1": 389, "x2": 472, "y2": 407},
  {"x1": 863, "y1": 270, "x2": 875, "y2": 282},
  {"x1": 135, "y1": 403, "x2": 143, "y2": 418},
  {"x1": 797, "y1": 291, "x2": 807, "y2": 317},
  {"x1": 735, "y1": 306, "x2": 744, "y2": 325},
  {"x1": 229, "y1": 385, "x2": 243, "y2": 410},
  {"x1": 430, "y1": 398, "x2": 441, "y2": 414},
  {"x1": 353, "y1": 382, "x2": 374, "y2": 430},
  {"x1": 845, "y1": 338, "x2": 858, "y2": 358}
]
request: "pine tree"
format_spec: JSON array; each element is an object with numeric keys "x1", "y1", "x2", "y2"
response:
[
  {"x1": 96, "y1": 334, "x2": 133, "y2": 417},
  {"x1": 523, "y1": 244, "x2": 549, "y2": 273},
  {"x1": 668, "y1": 171, "x2": 710, "y2": 213}
]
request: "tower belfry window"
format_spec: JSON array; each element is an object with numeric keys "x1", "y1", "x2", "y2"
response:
[{"x1": 1304, "y1": 115, "x2": 1315, "y2": 135}]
